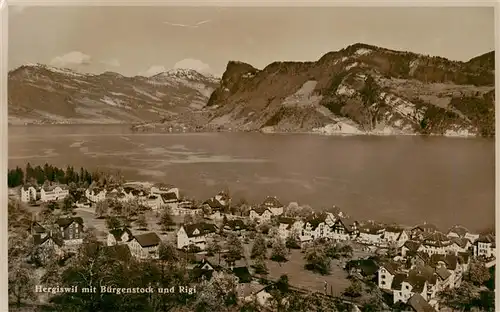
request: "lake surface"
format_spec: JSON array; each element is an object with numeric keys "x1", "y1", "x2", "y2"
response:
[{"x1": 8, "y1": 125, "x2": 495, "y2": 232}]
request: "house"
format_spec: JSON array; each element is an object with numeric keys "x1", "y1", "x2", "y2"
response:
[
  {"x1": 323, "y1": 205, "x2": 347, "y2": 226},
  {"x1": 214, "y1": 191, "x2": 231, "y2": 208},
  {"x1": 249, "y1": 207, "x2": 273, "y2": 223},
  {"x1": 407, "y1": 293, "x2": 437, "y2": 312},
  {"x1": 446, "y1": 225, "x2": 469, "y2": 239},
  {"x1": 107, "y1": 227, "x2": 133, "y2": 246},
  {"x1": 144, "y1": 194, "x2": 164, "y2": 211},
  {"x1": 261, "y1": 196, "x2": 284, "y2": 216},
  {"x1": 429, "y1": 254, "x2": 462, "y2": 288},
  {"x1": 383, "y1": 225, "x2": 409, "y2": 248},
  {"x1": 378, "y1": 262, "x2": 401, "y2": 290},
  {"x1": 55, "y1": 217, "x2": 84, "y2": 248},
  {"x1": 85, "y1": 187, "x2": 107, "y2": 203},
  {"x1": 277, "y1": 217, "x2": 303, "y2": 239},
  {"x1": 172, "y1": 200, "x2": 202, "y2": 216},
  {"x1": 40, "y1": 185, "x2": 69, "y2": 202},
  {"x1": 402, "y1": 240, "x2": 422, "y2": 258},
  {"x1": 150, "y1": 184, "x2": 174, "y2": 195},
  {"x1": 417, "y1": 232, "x2": 453, "y2": 256},
  {"x1": 464, "y1": 232, "x2": 480, "y2": 243},
  {"x1": 31, "y1": 221, "x2": 48, "y2": 239},
  {"x1": 457, "y1": 252, "x2": 471, "y2": 272},
  {"x1": 161, "y1": 192, "x2": 180, "y2": 211},
  {"x1": 177, "y1": 222, "x2": 218, "y2": 250},
  {"x1": 128, "y1": 232, "x2": 161, "y2": 259},
  {"x1": 331, "y1": 217, "x2": 359, "y2": 241},
  {"x1": 410, "y1": 223, "x2": 438, "y2": 240},
  {"x1": 223, "y1": 219, "x2": 247, "y2": 236},
  {"x1": 392, "y1": 273, "x2": 428, "y2": 305},
  {"x1": 232, "y1": 266, "x2": 252, "y2": 283},
  {"x1": 473, "y1": 234, "x2": 496, "y2": 259},
  {"x1": 448, "y1": 237, "x2": 472, "y2": 255},
  {"x1": 32, "y1": 234, "x2": 65, "y2": 261},
  {"x1": 21, "y1": 185, "x2": 38, "y2": 202},
  {"x1": 190, "y1": 258, "x2": 218, "y2": 283},
  {"x1": 407, "y1": 265, "x2": 440, "y2": 306},
  {"x1": 357, "y1": 222, "x2": 385, "y2": 246},
  {"x1": 202, "y1": 197, "x2": 225, "y2": 213}
]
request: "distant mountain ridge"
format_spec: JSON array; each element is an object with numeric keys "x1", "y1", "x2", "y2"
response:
[
  {"x1": 205, "y1": 43, "x2": 495, "y2": 137},
  {"x1": 8, "y1": 63, "x2": 220, "y2": 125},
  {"x1": 8, "y1": 44, "x2": 495, "y2": 137}
]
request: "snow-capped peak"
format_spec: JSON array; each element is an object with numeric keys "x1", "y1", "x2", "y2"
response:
[{"x1": 152, "y1": 68, "x2": 219, "y2": 82}]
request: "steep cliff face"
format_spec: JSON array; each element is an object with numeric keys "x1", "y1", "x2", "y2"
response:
[{"x1": 207, "y1": 43, "x2": 495, "y2": 136}]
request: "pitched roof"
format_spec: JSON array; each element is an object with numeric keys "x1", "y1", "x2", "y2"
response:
[
  {"x1": 422, "y1": 232, "x2": 452, "y2": 247},
  {"x1": 447, "y1": 225, "x2": 469, "y2": 237},
  {"x1": 435, "y1": 266, "x2": 451, "y2": 280},
  {"x1": 55, "y1": 217, "x2": 83, "y2": 228},
  {"x1": 457, "y1": 252, "x2": 470, "y2": 264},
  {"x1": 408, "y1": 293, "x2": 436, "y2": 312},
  {"x1": 203, "y1": 198, "x2": 224, "y2": 209},
  {"x1": 161, "y1": 192, "x2": 178, "y2": 202},
  {"x1": 359, "y1": 222, "x2": 385, "y2": 235},
  {"x1": 385, "y1": 225, "x2": 404, "y2": 233},
  {"x1": 232, "y1": 267, "x2": 252, "y2": 283},
  {"x1": 346, "y1": 259, "x2": 379, "y2": 276},
  {"x1": 262, "y1": 196, "x2": 283, "y2": 208},
  {"x1": 278, "y1": 217, "x2": 297, "y2": 226},
  {"x1": 224, "y1": 219, "x2": 246, "y2": 231},
  {"x1": 412, "y1": 223, "x2": 438, "y2": 232},
  {"x1": 477, "y1": 234, "x2": 495, "y2": 244},
  {"x1": 133, "y1": 232, "x2": 161, "y2": 248},
  {"x1": 251, "y1": 206, "x2": 272, "y2": 216},
  {"x1": 183, "y1": 223, "x2": 218, "y2": 238},
  {"x1": 334, "y1": 217, "x2": 357, "y2": 232},
  {"x1": 380, "y1": 261, "x2": 400, "y2": 275},
  {"x1": 410, "y1": 266, "x2": 437, "y2": 285},
  {"x1": 33, "y1": 234, "x2": 64, "y2": 247},
  {"x1": 452, "y1": 237, "x2": 470, "y2": 248},
  {"x1": 391, "y1": 273, "x2": 407, "y2": 290},
  {"x1": 404, "y1": 240, "x2": 422, "y2": 252},
  {"x1": 109, "y1": 228, "x2": 133, "y2": 242},
  {"x1": 407, "y1": 274, "x2": 427, "y2": 293},
  {"x1": 32, "y1": 222, "x2": 47, "y2": 234},
  {"x1": 429, "y1": 254, "x2": 458, "y2": 270}
]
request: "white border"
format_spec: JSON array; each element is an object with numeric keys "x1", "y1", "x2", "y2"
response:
[{"x1": 1, "y1": 1, "x2": 499, "y2": 311}]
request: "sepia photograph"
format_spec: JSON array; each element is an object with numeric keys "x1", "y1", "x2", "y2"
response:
[{"x1": 5, "y1": 4, "x2": 497, "y2": 312}]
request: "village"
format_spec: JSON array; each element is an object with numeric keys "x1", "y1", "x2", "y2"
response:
[{"x1": 9, "y1": 175, "x2": 497, "y2": 312}]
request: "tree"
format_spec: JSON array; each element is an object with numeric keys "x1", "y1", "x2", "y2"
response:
[
  {"x1": 304, "y1": 245, "x2": 331, "y2": 275},
  {"x1": 251, "y1": 234, "x2": 267, "y2": 259},
  {"x1": 207, "y1": 236, "x2": 222, "y2": 258},
  {"x1": 284, "y1": 202, "x2": 300, "y2": 217},
  {"x1": 270, "y1": 237, "x2": 288, "y2": 264},
  {"x1": 106, "y1": 216, "x2": 123, "y2": 231},
  {"x1": 95, "y1": 200, "x2": 109, "y2": 218},
  {"x1": 158, "y1": 242, "x2": 179, "y2": 263},
  {"x1": 468, "y1": 260, "x2": 490, "y2": 286},
  {"x1": 8, "y1": 264, "x2": 35, "y2": 307},
  {"x1": 252, "y1": 256, "x2": 268, "y2": 275},
  {"x1": 438, "y1": 281, "x2": 479, "y2": 311},
  {"x1": 135, "y1": 214, "x2": 148, "y2": 230},
  {"x1": 183, "y1": 214, "x2": 194, "y2": 225},
  {"x1": 225, "y1": 233, "x2": 244, "y2": 265},
  {"x1": 194, "y1": 271, "x2": 239, "y2": 311},
  {"x1": 159, "y1": 209, "x2": 175, "y2": 231},
  {"x1": 285, "y1": 230, "x2": 301, "y2": 250},
  {"x1": 62, "y1": 195, "x2": 75, "y2": 214},
  {"x1": 343, "y1": 280, "x2": 363, "y2": 298}
]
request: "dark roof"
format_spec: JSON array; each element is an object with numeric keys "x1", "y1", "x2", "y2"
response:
[
  {"x1": 109, "y1": 228, "x2": 133, "y2": 242},
  {"x1": 477, "y1": 234, "x2": 495, "y2": 244},
  {"x1": 334, "y1": 217, "x2": 357, "y2": 232},
  {"x1": 391, "y1": 273, "x2": 408, "y2": 290},
  {"x1": 32, "y1": 222, "x2": 47, "y2": 234},
  {"x1": 410, "y1": 266, "x2": 437, "y2": 285},
  {"x1": 251, "y1": 206, "x2": 272, "y2": 216},
  {"x1": 55, "y1": 217, "x2": 83, "y2": 228},
  {"x1": 385, "y1": 224, "x2": 404, "y2": 233},
  {"x1": 408, "y1": 293, "x2": 436, "y2": 312},
  {"x1": 422, "y1": 232, "x2": 452, "y2": 247},
  {"x1": 133, "y1": 232, "x2": 161, "y2": 248},
  {"x1": 262, "y1": 196, "x2": 283, "y2": 209},
  {"x1": 412, "y1": 223, "x2": 438, "y2": 232},
  {"x1": 435, "y1": 266, "x2": 451, "y2": 280},
  {"x1": 407, "y1": 275, "x2": 427, "y2": 293},
  {"x1": 194, "y1": 258, "x2": 215, "y2": 271},
  {"x1": 324, "y1": 205, "x2": 342, "y2": 216},
  {"x1": 183, "y1": 223, "x2": 218, "y2": 238},
  {"x1": 359, "y1": 222, "x2": 385, "y2": 235},
  {"x1": 33, "y1": 234, "x2": 64, "y2": 247},
  {"x1": 305, "y1": 216, "x2": 325, "y2": 230},
  {"x1": 346, "y1": 259, "x2": 379, "y2": 276},
  {"x1": 224, "y1": 219, "x2": 246, "y2": 231},
  {"x1": 102, "y1": 244, "x2": 132, "y2": 261},
  {"x1": 404, "y1": 240, "x2": 422, "y2": 252},
  {"x1": 447, "y1": 225, "x2": 469, "y2": 237},
  {"x1": 457, "y1": 252, "x2": 470, "y2": 264},
  {"x1": 380, "y1": 262, "x2": 400, "y2": 275},
  {"x1": 429, "y1": 254, "x2": 458, "y2": 270},
  {"x1": 232, "y1": 267, "x2": 252, "y2": 283},
  {"x1": 278, "y1": 217, "x2": 297, "y2": 226},
  {"x1": 161, "y1": 192, "x2": 178, "y2": 202},
  {"x1": 452, "y1": 237, "x2": 470, "y2": 248},
  {"x1": 203, "y1": 198, "x2": 224, "y2": 209}
]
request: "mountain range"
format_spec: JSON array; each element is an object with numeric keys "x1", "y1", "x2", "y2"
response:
[{"x1": 8, "y1": 43, "x2": 495, "y2": 137}]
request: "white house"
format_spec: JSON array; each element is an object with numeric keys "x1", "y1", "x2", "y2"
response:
[
  {"x1": 161, "y1": 192, "x2": 180, "y2": 211},
  {"x1": 323, "y1": 206, "x2": 346, "y2": 226},
  {"x1": 357, "y1": 222, "x2": 385, "y2": 246},
  {"x1": 54, "y1": 217, "x2": 84, "y2": 251},
  {"x1": 144, "y1": 194, "x2": 164, "y2": 211},
  {"x1": 277, "y1": 217, "x2": 304, "y2": 239},
  {"x1": 446, "y1": 225, "x2": 469, "y2": 239},
  {"x1": 249, "y1": 207, "x2": 273, "y2": 223},
  {"x1": 301, "y1": 215, "x2": 332, "y2": 241},
  {"x1": 473, "y1": 234, "x2": 496, "y2": 259},
  {"x1": 417, "y1": 232, "x2": 453, "y2": 256},
  {"x1": 85, "y1": 187, "x2": 107, "y2": 203},
  {"x1": 429, "y1": 254, "x2": 463, "y2": 289},
  {"x1": 172, "y1": 200, "x2": 202, "y2": 216},
  {"x1": 21, "y1": 185, "x2": 38, "y2": 202},
  {"x1": 32, "y1": 234, "x2": 65, "y2": 261},
  {"x1": 378, "y1": 262, "x2": 400, "y2": 290},
  {"x1": 382, "y1": 226, "x2": 409, "y2": 248},
  {"x1": 40, "y1": 185, "x2": 69, "y2": 202},
  {"x1": 107, "y1": 227, "x2": 133, "y2": 246},
  {"x1": 391, "y1": 273, "x2": 428, "y2": 305},
  {"x1": 447, "y1": 238, "x2": 472, "y2": 255},
  {"x1": 410, "y1": 223, "x2": 439, "y2": 240},
  {"x1": 177, "y1": 222, "x2": 218, "y2": 250},
  {"x1": 128, "y1": 232, "x2": 161, "y2": 259},
  {"x1": 330, "y1": 217, "x2": 359, "y2": 241},
  {"x1": 261, "y1": 196, "x2": 284, "y2": 216}
]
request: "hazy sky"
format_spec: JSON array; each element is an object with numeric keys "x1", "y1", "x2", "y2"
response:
[{"x1": 9, "y1": 6, "x2": 495, "y2": 77}]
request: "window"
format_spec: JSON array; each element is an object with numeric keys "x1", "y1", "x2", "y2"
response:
[
  {"x1": 405, "y1": 286, "x2": 409, "y2": 290},
  {"x1": 381, "y1": 275, "x2": 386, "y2": 279},
  {"x1": 381, "y1": 281, "x2": 386, "y2": 285}
]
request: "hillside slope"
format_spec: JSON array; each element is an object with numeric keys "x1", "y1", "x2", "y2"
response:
[
  {"x1": 206, "y1": 43, "x2": 495, "y2": 137},
  {"x1": 8, "y1": 64, "x2": 220, "y2": 125}
]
